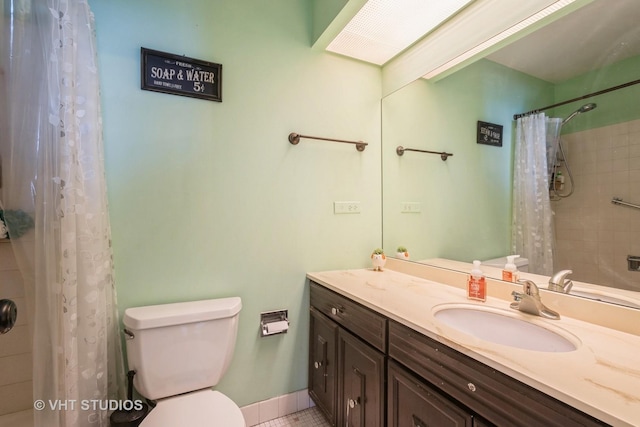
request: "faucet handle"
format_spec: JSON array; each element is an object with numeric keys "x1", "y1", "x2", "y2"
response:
[
  {"x1": 517, "y1": 279, "x2": 539, "y2": 297},
  {"x1": 549, "y1": 269, "x2": 573, "y2": 293},
  {"x1": 563, "y1": 280, "x2": 573, "y2": 293}
]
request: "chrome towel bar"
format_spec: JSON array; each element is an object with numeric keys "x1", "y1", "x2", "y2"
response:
[
  {"x1": 396, "y1": 146, "x2": 453, "y2": 161},
  {"x1": 288, "y1": 132, "x2": 367, "y2": 151},
  {"x1": 612, "y1": 197, "x2": 640, "y2": 210}
]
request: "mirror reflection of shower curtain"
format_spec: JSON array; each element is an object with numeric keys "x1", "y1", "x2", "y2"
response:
[
  {"x1": 512, "y1": 114, "x2": 561, "y2": 276},
  {"x1": 546, "y1": 118, "x2": 562, "y2": 183},
  {"x1": 1, "y1": 1, "x2": 125, "y2": 426}
]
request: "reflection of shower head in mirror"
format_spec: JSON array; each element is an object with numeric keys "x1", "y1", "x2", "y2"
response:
[
  {"x1": 554, "y1": 102, "x2": 599, "y2": 199},
  {"x1": 562, "y1": 103, "x2": 597, "y2": 125}
]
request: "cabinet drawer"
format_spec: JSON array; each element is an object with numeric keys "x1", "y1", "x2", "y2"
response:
[
  {"x1": 389, "y1": 321, "x2": 607, "y2": 427},
  {"x1": 310, "y1": 281, "x2": 387, "y2": 352},
  {"x1": 388, "y1": 360, "x2": 473, "y2": 427}
]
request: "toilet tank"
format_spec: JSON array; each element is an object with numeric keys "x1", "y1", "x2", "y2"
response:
[
  {"x1": 123, "y1": 297, "x2": 242, "y2": 400},
  {"x1": 483, "y1": 256, "x2": 529, "y2": 272}
]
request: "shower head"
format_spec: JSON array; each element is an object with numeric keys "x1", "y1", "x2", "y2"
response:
[
  {"x1": 562, "y1": 103, "x2": 597, "y2": 125},
  {"x1": 579, "y1": 103, "x2": 597, "y2": 113}
]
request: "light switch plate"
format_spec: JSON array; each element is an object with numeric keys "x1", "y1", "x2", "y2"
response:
[
  {"x1": 401, "y1": 202, "x2": 422, "y2": 213},
  {"x1": 334, "y1": 201, "x2": 361, "y2": 214}
]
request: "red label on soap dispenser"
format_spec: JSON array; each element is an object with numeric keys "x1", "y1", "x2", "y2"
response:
[
  {"x1": 467, "y1": 276, "x2": 486, "y2": 301},
  {"x1": 502, "y1": 270, "x2": 517, "y2": 282}
]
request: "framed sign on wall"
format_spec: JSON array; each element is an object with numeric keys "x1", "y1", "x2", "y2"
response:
[
  {"x1": 141, "y1": 48, "x2": 222, "y2": 102},
  {"x1": 477, "y1": 121, "x2": 503, "y2": 147}
]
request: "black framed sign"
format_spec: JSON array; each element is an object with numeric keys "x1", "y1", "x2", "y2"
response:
[
  {"x1": 141, "y1": 48, "x2": 222, "y2": 102},
  {"x1": 477, "y1": 121, "x2": 503, "y2": 147}
]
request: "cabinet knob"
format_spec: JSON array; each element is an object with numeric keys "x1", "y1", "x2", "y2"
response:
[
  {"x1": 331, "y1": 306, "x2": 344, "y2": 316},
  {"x1": 412, "y1": 414, "x2": 427, "y2": 427},
  {"x1": 467, "y1": 382, "x2": 477, "y2": 392},
  {"x1": 346, "y1": 397, "x2": 361, "y2": 426},
  {"x1": 314, "y1": 361, "x2": 323, "y2": 369}
]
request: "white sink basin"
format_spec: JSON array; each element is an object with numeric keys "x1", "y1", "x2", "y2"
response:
[{"x1": 433, "y1": 304, "x2": 579, "y2": 352}]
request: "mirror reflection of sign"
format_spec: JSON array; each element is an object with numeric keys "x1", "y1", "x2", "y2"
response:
[
  {"x1": 481, "y1": 127, "x2": 499, "y2": 141},
  {"x1": 477, "y1": 121, "x2": 503, "y2": 147},
  {"x1": 141, "y1": 48, "x2": 222, "y2": 102}
]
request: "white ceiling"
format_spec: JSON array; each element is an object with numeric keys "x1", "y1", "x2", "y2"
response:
[{"x1": 486, "y1": 0, "x2": 640, "y2": 83}]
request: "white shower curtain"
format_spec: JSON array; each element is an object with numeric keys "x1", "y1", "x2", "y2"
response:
[
  {"x1": 512, "y1": 113, "x2": 561, "y2": 276},
  {"x1": 1, "y1": 1, "x2": 125, "y2": 426}
]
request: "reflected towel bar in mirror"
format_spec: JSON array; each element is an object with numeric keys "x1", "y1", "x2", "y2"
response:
[
  {"x1": 396, "y1": 146, "x2": 453, "y2": 161},
  {"x1": 612, "y1": 197, "x2": 640, "y2": 210},
  {"x1": 288, "y1": 132, "x2": 367, "y2": 152}
]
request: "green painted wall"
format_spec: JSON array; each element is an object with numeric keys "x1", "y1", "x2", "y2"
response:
[
  {"x1": 90, "y1": 0, "x2": 381, "y2": 407},
  {"x1": 382, "y1": 59, "x2": 554, "y2": 262},
  {"x1": 553, "y1": 54, "x2": 640, "y2": 133}
]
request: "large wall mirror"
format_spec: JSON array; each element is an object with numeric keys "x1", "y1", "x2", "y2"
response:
[{"x1": 381, "y1": 0, "x2": 640, "y2": 308}]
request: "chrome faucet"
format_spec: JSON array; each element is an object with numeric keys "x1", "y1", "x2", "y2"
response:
[
  {"x1": 548, "y1": 269, "x2": 573, "y2": 293},
  {"x1": 510, "y1": 279, "x2": 560, "y2": 320}
]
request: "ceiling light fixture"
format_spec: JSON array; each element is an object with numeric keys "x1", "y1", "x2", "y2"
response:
[{"x1": 326, "y1": 0, "x2": 474, "y2": 66}]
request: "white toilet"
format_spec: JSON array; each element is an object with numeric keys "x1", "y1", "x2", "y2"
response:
[{"x1": 123, "y1": 297, "x2": 245, "y2": 427}]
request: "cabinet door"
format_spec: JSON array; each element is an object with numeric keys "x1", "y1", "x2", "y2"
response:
[
  {"x1": 338, "y1": 328, "x2": 385, "y2": 427},
  {"x1": 388, "y1": 361, "x2": 473, "y2": 427},
  {"x1": 309, "y1": 307, "x2": 338, "y2": 426}
]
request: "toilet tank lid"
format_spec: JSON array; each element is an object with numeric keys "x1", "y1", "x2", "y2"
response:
[
  {"x1": 123, "y1": 297, "x2": 242, "y2": 330},
  {"x1": 483, "y1": 256, "x2": 529, "y2": 268}
]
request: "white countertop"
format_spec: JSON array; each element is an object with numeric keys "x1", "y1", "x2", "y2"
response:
[{"x1": 307, "y1": 266, "x2": 640, "y2": 427}]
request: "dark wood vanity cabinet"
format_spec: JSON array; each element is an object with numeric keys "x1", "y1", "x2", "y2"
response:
[
  {"x1": 388, "y1": 360, "x2": 475, "y2": 427},
  {"x1": 309, "y1": 282, "x2": 386, "y2": 427},
  {"x1": 309, "y1": 307, "x2": 338, "y2": 424},
  {"x1": 338, "y1": 328, "x2": 385, "y2": 427},
  {"x1": 388, "y1": 320, "x2": 607, "y2": 427},
  {"x1": 309, "y1": 281, "x2": 607, "y2": 427}
]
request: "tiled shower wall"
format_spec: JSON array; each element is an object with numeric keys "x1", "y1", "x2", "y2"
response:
[
  {"x1": 0, "y1": 241, "x2": 32, "y2": 415},
  {"x1": 553, "y1": 118, "x2": 640, "y2": 292}
]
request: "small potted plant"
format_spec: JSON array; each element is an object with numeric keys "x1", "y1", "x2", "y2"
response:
[
  {"x1": 371, "y1": 248, "x2": 386, "y2": 271},
  {"x1": 396, "y1": 246, "x2": 409, "y2": 260}
]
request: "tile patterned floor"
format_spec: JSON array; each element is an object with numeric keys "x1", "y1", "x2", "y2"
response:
[
  {"x1": 0, "y1": 403, "x2": 333, "y2": 427},
  {"x1": 256, "y1": 406, "x2": 331, "y2": 427}
]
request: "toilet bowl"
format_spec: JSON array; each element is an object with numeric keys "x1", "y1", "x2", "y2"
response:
[
  {"x1": 142, "y1": 390, "x2": 244, "y2": 427},
  {"x1": 123, "y1": 297, "x2": 245, "y2": 427}
]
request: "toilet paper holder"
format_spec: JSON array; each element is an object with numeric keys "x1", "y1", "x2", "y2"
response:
[{"x1": 260, "y1": 310, "x2": 289, "y2": 337}]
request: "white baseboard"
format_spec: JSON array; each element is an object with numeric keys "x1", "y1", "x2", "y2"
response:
[{"x1": 241, "y1": 389, "x2": 314, "y2": 426}]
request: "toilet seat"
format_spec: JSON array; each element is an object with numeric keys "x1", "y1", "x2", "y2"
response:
[{"x1": 140, "y1": 389, "x2": 245, "y2": 427}]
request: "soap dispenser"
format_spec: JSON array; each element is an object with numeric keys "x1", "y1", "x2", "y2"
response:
[
  {"x1": 467, "y1": 260, "x2": 486, "y2": 302},
  {"x1": 502, "y1": 255, "x2": 520, "y2": 283}
]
